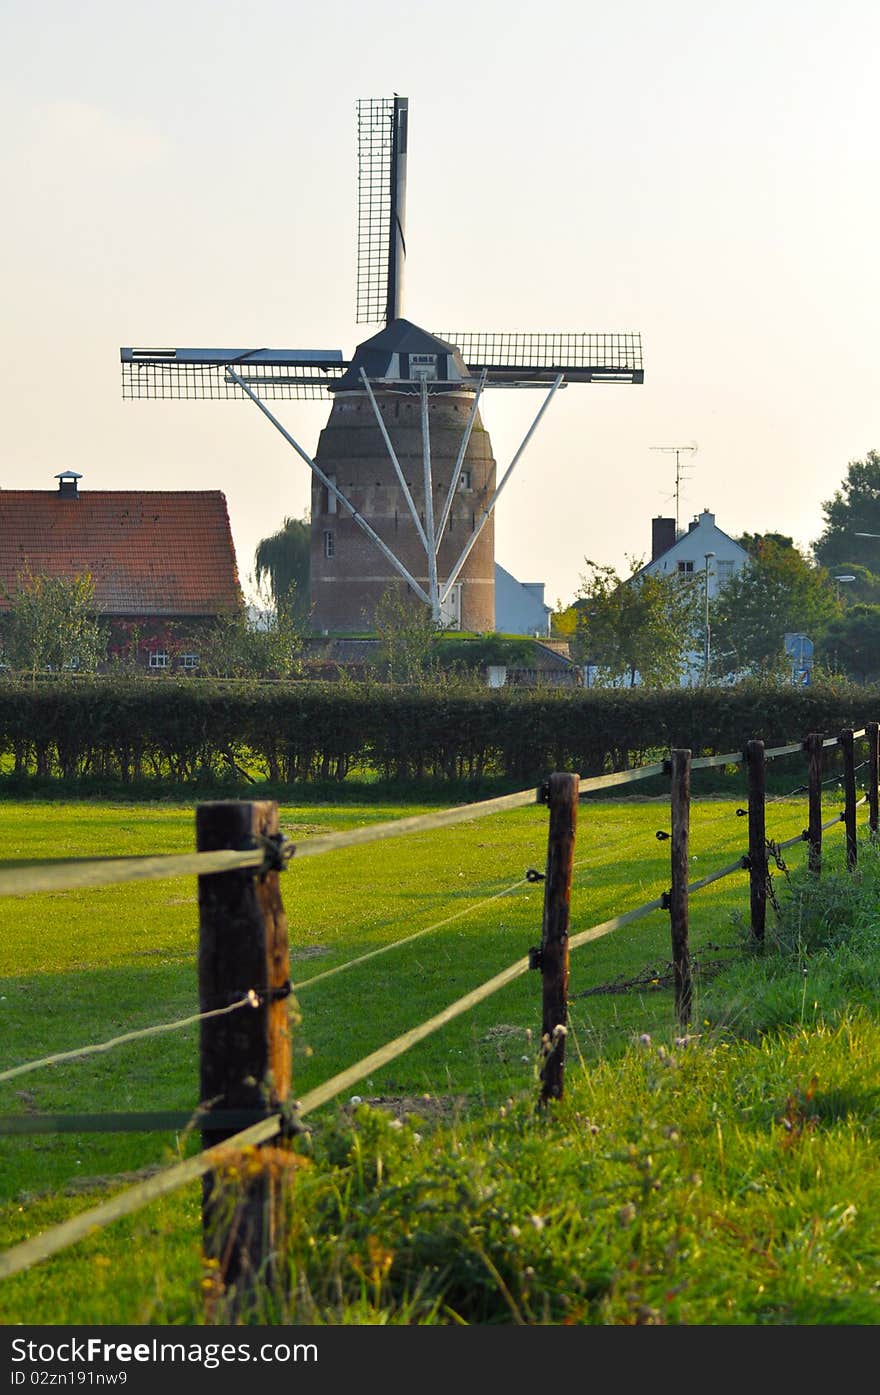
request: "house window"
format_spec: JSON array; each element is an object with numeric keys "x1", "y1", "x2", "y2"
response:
[
  {"x1": 179, "y1": 653, "x2": 200, "y2": 670},
  {"x1": 323, "y1": 530, "x2": 335, "y2": 559},
  {"x1": 148, "y1": 650, "x2": 169, "y2": 670},
  {"x1": 677, "y1": 560, "x2": 694, "y2": 574},
  {"x1": 458, "y1": 469, "x2": 472, "y2": 491}
]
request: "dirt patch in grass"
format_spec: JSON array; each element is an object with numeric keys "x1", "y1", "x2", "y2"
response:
[{"x1": 343, "y1": 1094, "x2": 468, "y2": 1125}]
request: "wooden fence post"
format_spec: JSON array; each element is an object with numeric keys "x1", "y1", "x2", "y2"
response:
[
  {"x1": 839, "y1": 729, "x2": 858, "y2": 870},
  {"x1": 746, "y1": 739, "x2": 766, "y2": 943},
  {"x1": 538, "y1": 772, "x2": 579, "y2": 1107},
  {"x1": 804, "y1": 733, "x2": 824, "y2": 875},
  {"x1": 196, "y1": 799, "x2": 291, "y2": 1310},
  {"x1": 668, "y1": 749, "x2": 692, "y2": 1028},
  {"x1": 867, "y1": 722, "x2": 879, "y2": 838}
]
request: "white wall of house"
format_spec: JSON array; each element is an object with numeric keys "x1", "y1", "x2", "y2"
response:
[{"x1": 494, "y1": 563, "x2": 552, "y2": 636}]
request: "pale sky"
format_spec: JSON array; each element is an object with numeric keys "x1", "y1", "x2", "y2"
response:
[{"x1": 2, "y1": 0, "x2": 879, "y2": 609}]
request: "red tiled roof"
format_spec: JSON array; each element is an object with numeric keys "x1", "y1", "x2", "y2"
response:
[{"x1": 0, "y1": 490, "x2": 242, "y2": 615}]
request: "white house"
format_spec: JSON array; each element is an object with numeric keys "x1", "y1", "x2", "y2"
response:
[
  {"x1": 493, "y1": 563, "x2": 552, "y2": 636},
  {"x1": 635, "y1": 509, "x2": 749, "y2": 597},
  {"x1": 625, "y1": 509, "x2": 749, "y2": 685}
]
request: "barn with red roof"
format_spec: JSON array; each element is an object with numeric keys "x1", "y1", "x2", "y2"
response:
[{"x1": 0, "y1": 472, "x2": 242, "y2": 669}]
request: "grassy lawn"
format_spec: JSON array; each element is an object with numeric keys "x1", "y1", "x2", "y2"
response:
[{"x1": 0, "y1": 788, "x2": 875, "y2": 1323}]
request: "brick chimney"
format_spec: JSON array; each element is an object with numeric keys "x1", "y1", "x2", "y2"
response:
[{"x1": 651, "y1": 516, "x2": 676, "y2": 561}]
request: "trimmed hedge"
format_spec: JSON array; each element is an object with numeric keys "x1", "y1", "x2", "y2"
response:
[{"x1": 0, "y1": 676, "x2": 877, "y2": 788}]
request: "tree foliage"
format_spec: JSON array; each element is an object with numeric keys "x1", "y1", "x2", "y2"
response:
[
  {"x1": 373, "y1": 586, "x2": 440, "y2": 683},
  {"x1": 813, "y1": 449, "x2": 880, "y2": 570},
  {"x1": 818, "y1": 604, "x2": 880, "y2": 684},
  {"x1": 0, "y1": 572, "x2": 107, "y2": 679},
  {"x1": 572, "y1": 560, "x2": 701, "y2": 687},
  {"x1": 254, "y1": 514, "x2": 311, "y2": 625},
  {"x1": 199, "y1": 590, "x2": 304, "y2": 678},
  {"x1": 710, "y1": 539, "x2": 838, "y2": 678}
]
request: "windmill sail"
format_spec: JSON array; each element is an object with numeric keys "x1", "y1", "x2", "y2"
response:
[
  {"x1": 434, "y1": 331, "x2": 644, "y2": 385},
  {"x1": 356, "y1": 96, "x2": 408, "y2": 326},
  {"x1": 120, "y1": 347, "x2": 346, "y2": 400}
]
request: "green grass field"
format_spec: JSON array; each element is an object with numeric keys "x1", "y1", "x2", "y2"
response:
[{"x1": 0, "y1": 789, "x2": 877, "y2": 1324}]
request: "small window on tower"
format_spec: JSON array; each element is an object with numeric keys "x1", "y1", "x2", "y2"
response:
[
  {"x1": 458, "y1": 469, "x2": 472, "y2": 491},
  {"x1": 323, "y1": 530, "x2": 335, "y2": 559}
]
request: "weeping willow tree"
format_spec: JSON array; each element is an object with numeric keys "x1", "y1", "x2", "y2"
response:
[{"x1": 254, "y1": 514, "x2": 311, "y2": 626}]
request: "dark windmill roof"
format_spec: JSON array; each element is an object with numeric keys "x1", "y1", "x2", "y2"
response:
[{"x1": 333, "y1": 318, "x2": 470, "y2": 391}]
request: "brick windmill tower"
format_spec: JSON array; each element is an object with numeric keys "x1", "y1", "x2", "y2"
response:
[{"x1": 121, "y1": 96, "x2": 643, "y2": 632}]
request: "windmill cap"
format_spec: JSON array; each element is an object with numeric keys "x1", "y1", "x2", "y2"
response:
[{"x1": 333, "y1": 318, "x2": 471, "y2": 392}]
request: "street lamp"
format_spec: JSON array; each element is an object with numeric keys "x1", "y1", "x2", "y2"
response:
[
  {"x1": 703, "y1": 551, "x2": 715, "y2": 683},
  {"x1": 834, "y1": 573, "x2": 856, "y2": 603}
]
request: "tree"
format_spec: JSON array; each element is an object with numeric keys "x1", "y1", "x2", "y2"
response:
[
  {"x1": 571, "y1": 559, "x2": 701, "y2": 687},
  {"x1": 817, "y1": 604, "x2": 880, "y2": 684},
  {"x1": 199, "y1": 585, "x2": 304, "y2": 678},
  {"x1": 373, "y1": 586, "x2": 440, "y2": 683},
  {"x1": 254, "y1": 514, "x2": 311, "y2": 626},
  {"x1": 737, "y1": 531, "x2": 796, "y2": 558},
  {"x1": 0, "y1": 571, "x2": 108, "y2": 680},
  {"x1": 813, "y1": 450, "x2": 880, "y2": 570},
  {"x1": 709, "y1": 538, "x2": 838, "y2": 678}
]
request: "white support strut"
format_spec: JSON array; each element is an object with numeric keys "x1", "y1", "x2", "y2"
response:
[
  {"x1": 359, "y1": 369, "x2": 430, "y2": 553},
  {"x1": 434, "y1": 367, "x2": 487, "y2": 557},
  {"x1": 420, "y1": 378, "x2": 440, "y2": 622},
  {"x1": 440, "y1": 374, "x2": 563, "y2": 604},
  {"x1": 226, "y1": 368, "x2": 431, "y2": 605}
]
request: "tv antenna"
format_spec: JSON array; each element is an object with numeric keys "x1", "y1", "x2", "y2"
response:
[
  {"x1": 121, "y1": 96, "x2": 644, "y2": 630},
  {"x1": 650, "y1": 443, "x2": 697, "y2": 536}
]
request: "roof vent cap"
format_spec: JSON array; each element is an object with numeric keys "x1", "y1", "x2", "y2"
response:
[{"x1": 55, "y1": 470, "x2": 82, "y2": 498}]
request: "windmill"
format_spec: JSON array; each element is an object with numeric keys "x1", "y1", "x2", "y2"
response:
[{"x1": 121, "y1": 96, "x2": 643, "y2": 632}]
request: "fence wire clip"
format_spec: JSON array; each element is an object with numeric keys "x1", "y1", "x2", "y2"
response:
[
  {"x1": 736, "y1": 808, "x2": 748, "y2": 817},
  {"x1": 660, "y1": 890, "x2": 671, "y2": 910},
  {"x1": 539, "y1": 781, "x2": 550, "y2": 805},
  {"x1": 279, "y1": 1097, "x2": 307, "y2": 1140},
  {"x1": 655, "y1": 830, "x2": 670, "y2": 841},
  {"x1": 528, "y1": 945, "x2": 544, "y2": 971},
  {"x1": 254, "y1": 832, "x2": 295, "y2": 875},
  {"x1": 525, "y1": 867, "x2": 545, "y2": 883},
  {"x1": 249, "y1": 980, "x2": 292, "y2": 1007}
]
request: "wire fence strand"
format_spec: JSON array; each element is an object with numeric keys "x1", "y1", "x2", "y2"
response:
[{"x1": 0, "y1": 995, "x2": 257, "y2": 1086}]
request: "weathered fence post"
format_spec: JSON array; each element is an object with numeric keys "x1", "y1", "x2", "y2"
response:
[
  {"x1": 804, "y1": 732, "x2": 824, "y2": 875},
  {"x1": 746, "y1": 739, "x2": 766, "y2": 943},
  {"x1": 538, "y1": 772, "x2": 579, "y2": 1106},
  {"x1": 196, "y1": 799, "x2": 292, "y2": 1310},
  {"x1": 839, "y1": 729, "x2": 858, "y2": 870},
  {"x1": 668, "y1": 749, "x2": 692, "y2": 1028},
  {"x1": 867, "y1": 721, "x2": 879, "y2": 838}
]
